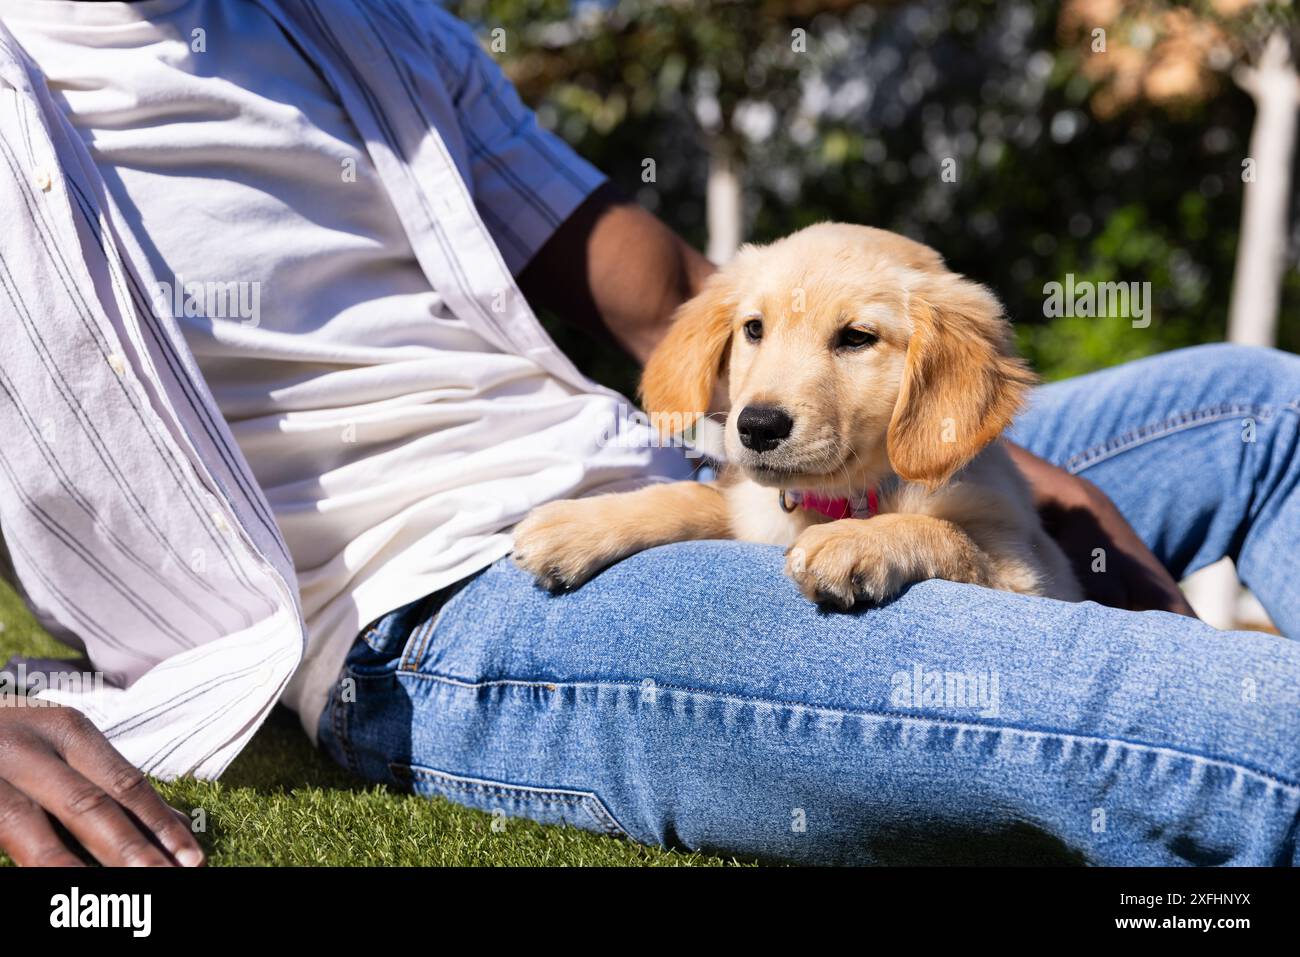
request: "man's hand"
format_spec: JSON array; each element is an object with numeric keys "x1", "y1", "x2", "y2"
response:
[
  {"x1": 1006, "y1": 442, "x2": 1197, "y2": 617},
  {"x1": 0, "y1": 703, "x2": 205, "y2": 866}
]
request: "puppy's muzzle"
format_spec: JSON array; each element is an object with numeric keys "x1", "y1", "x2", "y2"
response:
[{"x1": 737, "y1": 404, "x2": 794, "y2": 452}]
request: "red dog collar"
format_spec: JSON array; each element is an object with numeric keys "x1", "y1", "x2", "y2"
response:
[{"x1": 779, "y1": 488, "x2": 879, "y2": 520}]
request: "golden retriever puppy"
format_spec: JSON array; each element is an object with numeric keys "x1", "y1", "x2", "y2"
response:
[{"x1": 513, "y1": 223, "x2": 1082, "y2": 607}]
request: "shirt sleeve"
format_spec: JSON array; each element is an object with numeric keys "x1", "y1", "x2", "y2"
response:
[{"x1": 420, "y1": 4, "x2": 608, "y2": 275}]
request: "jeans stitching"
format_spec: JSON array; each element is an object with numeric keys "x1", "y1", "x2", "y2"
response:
[
  {"x1": 392, "y1": 762, "x2": 630, "y2": 837},
  {"x1": 398, "y1": 613, "x2": 438, "y2": 673},
  {"x1": 397, "y1": 576, "x2": 477, "y2": 672},
  {"x1": 1065, "y1": 403, "x2": 1272, "y2": 474},
  {"x1": 396, "y1": 671, "x2": 1300, "y2": 794},
  {"x1": 359, "y1": 625, "x2": 382, "y2": 653}
]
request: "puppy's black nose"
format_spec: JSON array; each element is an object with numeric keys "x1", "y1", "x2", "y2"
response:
[{"x1": 737, "y1": 405, "x2": 794, "y2": 452}]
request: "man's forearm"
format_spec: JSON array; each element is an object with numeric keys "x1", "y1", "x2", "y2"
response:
[{"x1": 518, "y1": 181, "x2": 716, "y2": 363}]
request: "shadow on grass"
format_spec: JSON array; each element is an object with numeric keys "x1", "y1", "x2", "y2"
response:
[{"x1": 219, "y1": 706, "x2": 374, "y2": 794}]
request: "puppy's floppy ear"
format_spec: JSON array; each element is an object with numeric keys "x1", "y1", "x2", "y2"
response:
[
  {"x1": 640, "y1": 272, "x2": 734, "y2": 435},
  {"x1": 887, "y1": 273, "x2": 1036, "y2": 489}
]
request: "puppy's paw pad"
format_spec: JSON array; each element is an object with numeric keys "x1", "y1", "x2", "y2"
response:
[
  {"x1": 512, "y1": 500, "x2": 620, "y2": 591},
  {"x1": 786, "y1": 522, "x2": 909, "y2": 608}
]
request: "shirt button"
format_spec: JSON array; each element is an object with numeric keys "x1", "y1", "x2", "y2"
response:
[
  {"x1": 33, "y1": 165, "x2": 53, "y2": 192},
  {"x1": 210, "y1": 511, "x2": 231, "y2": 534},
  {"x1": 107, "y1": 353, "x2": 127, "y2": 376}
]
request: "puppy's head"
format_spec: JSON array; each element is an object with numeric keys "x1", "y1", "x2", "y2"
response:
[{"x1": 641, "y1": 223, "x2": 1035, "y2": 493}]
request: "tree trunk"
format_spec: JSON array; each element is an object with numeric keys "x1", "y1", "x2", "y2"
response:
[
  {"x1": 706, "y1": 138, "x2": 743, "y2": 264},
  {"x1": 1228, "y1": 30, "x2": 1300, "y2": 346},
  {"x1": 1188, "y1": 33, "x2": 1300, "y2": 631}
]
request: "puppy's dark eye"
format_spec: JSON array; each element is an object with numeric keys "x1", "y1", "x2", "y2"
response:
[
  {"x1": 837, "y1": 326, "x2": 878, "y2": 351},
  {"x1": 743, "y1": 318, "x2": 764, "y2": 343}
]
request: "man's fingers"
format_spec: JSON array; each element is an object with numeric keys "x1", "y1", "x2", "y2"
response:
[
  {"x1": 0, "y1": 778, "x2": 85, "y2": 867},
  {"x1": 55, "y1": 711, "x2": 204, "y2": 867},
  {"x1": 1, "y1": 712, "x2": 175, "y2": 868},
  {"x1": 7, "y1": 725, "x2": 174, "y2": 866}
]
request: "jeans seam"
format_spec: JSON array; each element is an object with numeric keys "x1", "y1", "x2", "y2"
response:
[
  {"x1": 397, "y1": 671, "x2": 1300, "y2": 794},
  {"x1": 1064, "y1": 403, "x2": 1273, "y2": 474},
  {"x1": 399, "y1": 608, "x2": 447, "y2": 673},
  {"x1": 391, "y1": 762, "x2": 631, "y2": 837},
  {"x1": 397, "y1": 575, "x2": 478, "y2": 672},
  {"x1": 358, "y1": 625, "x2": 382, "y2": 653}
]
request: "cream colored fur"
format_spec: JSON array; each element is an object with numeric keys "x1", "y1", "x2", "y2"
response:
[{"x1": 512, "y1": 223, "x2": 1082, "y2": 607}]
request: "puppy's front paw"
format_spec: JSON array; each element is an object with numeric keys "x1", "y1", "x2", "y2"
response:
[
  {"x1": 512, "y1": 498, "x2": 625, "y2": 591},
  {"x1": 785, "y1": 520, "x2": 916, "y2": 609}
]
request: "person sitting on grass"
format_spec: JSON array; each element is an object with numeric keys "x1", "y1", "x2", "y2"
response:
[{"x1": 0, "y1": 0, "x2": 1297, "y2": 867}]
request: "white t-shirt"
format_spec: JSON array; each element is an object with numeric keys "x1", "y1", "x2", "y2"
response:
[{"x1": 1, "y1": 0, "x2": 689, "y2": 734}]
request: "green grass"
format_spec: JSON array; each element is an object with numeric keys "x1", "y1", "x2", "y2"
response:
[{"x1": 0, "y1": 583, "x2": 739, "y2": 866}]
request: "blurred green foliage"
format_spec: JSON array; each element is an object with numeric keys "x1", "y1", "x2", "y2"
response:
[{"x1": 451, "y1": 0, "x2": 1300, "y2": 385}]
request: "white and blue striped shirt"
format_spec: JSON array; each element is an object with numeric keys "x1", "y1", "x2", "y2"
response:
[{"x1": 0, "y1": 0, "x2": 619, "y2": 778}]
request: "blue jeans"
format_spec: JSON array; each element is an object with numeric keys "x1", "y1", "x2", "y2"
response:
[{"x1": 318, "y1": 344, "x2": 1300, "y2": 865}]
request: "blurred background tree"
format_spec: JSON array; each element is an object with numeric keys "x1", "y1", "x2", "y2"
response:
[
  {"x1": 1061, "y1": 0, "x2": 1300, "y2": 349},
  {"x1": 451, "y1": 0, "x2": 1298, "y2": 391}
]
